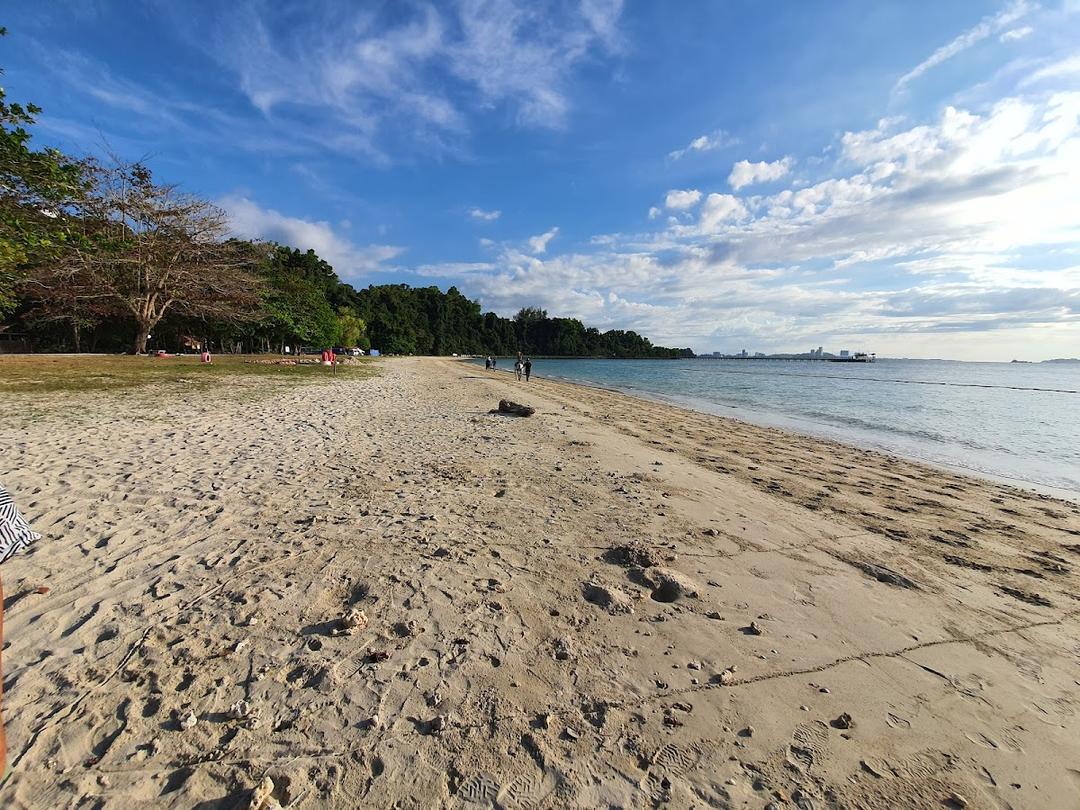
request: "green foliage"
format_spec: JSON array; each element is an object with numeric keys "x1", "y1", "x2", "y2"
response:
[
  {"x1": 253, "y1": 245, "x2": 342, "y2": 348},
  {"x1": 0, "y1": 30, "x2": 92, "y2": 315},
  {"x1": 0, "y1": 29, "x2": 691, "y2": 359},
  {"x1": 352, "y1": 284, "x2": 692, "y2": 358},
  {"x1": 336, "y1": 307, "x2": 367, "y2": 348}
]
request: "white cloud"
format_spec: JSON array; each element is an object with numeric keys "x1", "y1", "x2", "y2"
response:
[
  {"x1": 668, "y1": 129, "x2": 737, "y2": 160},
  {"x1": 698, "y1": 193, "x2": 749, "y2": 231},
  {"x1": 469, "y1": 207, "x2": 502, "y2": 222},
  {"x1": 528, "y1": 226, "x2": 560, "y2": 254},
  {"x1": 648, "y1": 206, "x2": 662, "y2": 220},
  {"x1": 664, "y1": 188, "x2": 703, "y2": 210},
  {"x1": 1021, "y1": 53, "x2": 1080, "y2": 86},
  {"x1": 198, "y1": 0, "x2": 625, "y2": 159},
  {"x1": 220, "y1": 195, "x2": 404, "y2": 280},
  {"x1": 421, "y1": 87, "x2": 1080, "y2": 358},
  {"x1": 894, "y1": 0, "x2": 1036, "y2": 93},
  {"x1": 999, "y1": 25, "x2": 1034, "y2": 41},
  {"x1": 728, "y1": 157, "x2": 793, "y2": 190}
]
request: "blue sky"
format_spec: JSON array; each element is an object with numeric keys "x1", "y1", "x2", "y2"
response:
[{"x1": 5, "y1": 0, "x2": 1080, "y2": 359}]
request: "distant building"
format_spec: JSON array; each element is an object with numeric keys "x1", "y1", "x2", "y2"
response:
[{"x1": 839, "y1": 349, "x2": 849, "y2": 358}]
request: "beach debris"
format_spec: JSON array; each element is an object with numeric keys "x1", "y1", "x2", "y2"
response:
[
  {"x1": 662, "y1": 708, "x2": 684, "y2": 728},
  {"x1": 703, "y1": 528, "x2": 719, "y2": 537},
  {"x1": 832, "y1": 712, "x2": 854, "y2": 729},
  {"x1": 947, "y1": 792, "x2": 969, "y2": 808},
  {"x1": 581, "y1": 581, "x2": 635, "y2": 614},
  {"x1": 248, "y1": 775, "x2": 281, "y2": 810},
  {"x1": 331, "y1": 608, "x2": 368, "y2": 636},
  {"x1": 179, "y1": 711, "x2": 198, "y2": 731},
  {"x1": 553, "y1": 637, "x2": 575, "y2": 661},
  {"x1": 717, "y1": 666, "x2": 738, "y2": 686},
  {"x1": 707, "y1": 610, "x2": 724, "y2": 620},
  {"x1": 747, "y1": 621, "x2": 764, "y2": 635},
  {"x1": 564, "y1": 726, "x2": 580, "y2": 741},
  {"x1": 35, "y1": 585, "x2": 50, "y2": 595},
  {"x1": 740, "y1": 726, "x2": 755, "y2": 738},
  {"x1": 608, "y1": 542, "x2": 665, "y2": 568},
  {"x1": 228, "y1": 700, "x2": 252, "y2": 720},
  {"x1": 428, "y1": 715, "x2": 447, "y2": 734},
  {"x1": 491, "y1": 400, "x2": 535, "y2": 417},
  {"x1": 638, "y1": 567, "x2": 700, "y2": 602}
]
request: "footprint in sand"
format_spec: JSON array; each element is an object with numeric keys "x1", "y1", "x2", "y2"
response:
[{"x1": 788, "y1": 721, "x2": 829, "y2": 771}]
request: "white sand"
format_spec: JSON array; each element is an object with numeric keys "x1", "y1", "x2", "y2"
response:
[{"x1": 1, "y1": 357, "x2": 1079, "y2": 808}]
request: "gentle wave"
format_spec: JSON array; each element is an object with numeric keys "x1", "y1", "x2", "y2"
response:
[{"x1": 483, "y1": 358, "x2": 1080, "y2": 499}]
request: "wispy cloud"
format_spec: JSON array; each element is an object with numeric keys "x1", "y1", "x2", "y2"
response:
[
  {"x1": 894, "y1": 0, "x2": 1036, "y2": 93},
  {"x1": 527, "y1": 226, "x2": 559, "y2": 254},
  {"x1": 468, "y1": 207, "x2": 502, "y2": 222},
  {"x1": 667, "y1": 129, "x2": 737, "y2": 160},
  {"x1": 200, "y1": 0, "x2": 624, "y2": 160},
  {"x1": 999, "y1": 25, "x2": 1034, "y2": 42}
]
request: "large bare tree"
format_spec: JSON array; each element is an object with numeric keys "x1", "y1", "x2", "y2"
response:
[{"x1": 30, "y1": 163, "x2": 262, "y2": 353}]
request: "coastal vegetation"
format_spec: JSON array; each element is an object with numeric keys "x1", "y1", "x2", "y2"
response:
[{"x1": 0, "y1": 38, "x2": 691, "y2": 360}]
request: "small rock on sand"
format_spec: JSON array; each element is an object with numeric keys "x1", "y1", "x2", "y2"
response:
[
  {"x1": 833, "y1": 712, "x2": 854, "y2": 729},
  {"x1": 179, "y1": 711, "x2": 198, "y2": 731},
  {"x1": 228, "y1": 700, "x2": 252, "y2": 720},
  {"x1": 553, "y1": 637, "x2": 575, "y2": 660},
  {"x1": 248, "y1": 775, "x2": 281, "y2": 810}
]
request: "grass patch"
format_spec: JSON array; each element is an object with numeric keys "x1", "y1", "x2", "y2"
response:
[{"x1": 0, "y1": 354, "x2": 378, "y2": 395}]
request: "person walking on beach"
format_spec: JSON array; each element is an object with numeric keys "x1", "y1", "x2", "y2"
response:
[
  {"x1": 524, "y1": 357, "x2": 532, "y2": 382},
  {"x1": 514, "y1": 358, "x2": 523, "y2": 381},
  {"x1": 485, "y1": 356, "x2": 491, "y2": 370},
  {"x1": 1, "y1": 482, "x2": 42, "y2": 776}
]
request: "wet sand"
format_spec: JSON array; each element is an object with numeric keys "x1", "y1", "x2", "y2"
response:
[{"x1": 1, "y1": 357, "x2": 1079, "y2": 808}]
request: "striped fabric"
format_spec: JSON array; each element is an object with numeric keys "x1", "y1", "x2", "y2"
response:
[{"x1": 0, "y1": 483, "x2": 41, "y2": 564}]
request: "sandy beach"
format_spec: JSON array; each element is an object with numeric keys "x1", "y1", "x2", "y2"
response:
[{"x1": 1, "y1": 356, "x2": 1079, "y2": 809}]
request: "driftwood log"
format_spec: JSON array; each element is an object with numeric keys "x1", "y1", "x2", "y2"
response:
[{"x1": 492, "y1": 399, "x2": 535, "y2": 417}]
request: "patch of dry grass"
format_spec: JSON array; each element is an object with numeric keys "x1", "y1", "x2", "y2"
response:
[{"x1": 0, "y1": 353, "x2": 377, "y2": 395}]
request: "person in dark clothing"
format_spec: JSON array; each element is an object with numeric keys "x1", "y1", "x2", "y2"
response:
[
  {"x1": 485, "y1": 356, "x2": 491, "y2": 370},
  {"x1": 524, "y1": 357, "x2": 532, "y2": 381}
]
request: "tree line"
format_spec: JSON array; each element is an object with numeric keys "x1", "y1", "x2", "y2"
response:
[{"x1": 0, "y1": 34, "x2": 693, "y2": 359}]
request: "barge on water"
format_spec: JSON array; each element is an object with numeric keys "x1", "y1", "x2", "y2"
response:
[{"x1": 828, "y1": 352, "x2": 875, "y2": 363}]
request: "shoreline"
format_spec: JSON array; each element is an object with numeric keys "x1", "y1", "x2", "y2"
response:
[
  {"x1": 2, "y1": 356, "x2": 1079, "y2": 808},
  {"x1": 469, "y1": 358, "x2": 1080, "y2": 504}
]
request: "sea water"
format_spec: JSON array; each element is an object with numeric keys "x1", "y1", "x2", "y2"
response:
[{"x1": 479, "y1": 358, "x2": 1080, "y2": 499}]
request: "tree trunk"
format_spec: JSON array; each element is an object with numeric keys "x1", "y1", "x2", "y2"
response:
[
  {"x1": 133, "y1": 324, "x2": 151, "y2": 354},
  {"x1": 73, "y1": 321, "x2": 82, "y2": 353}
]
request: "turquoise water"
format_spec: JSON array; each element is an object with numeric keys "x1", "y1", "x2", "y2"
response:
[{"x1": 479, "y1": 358, "x2": 1080, "y2": 499}]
